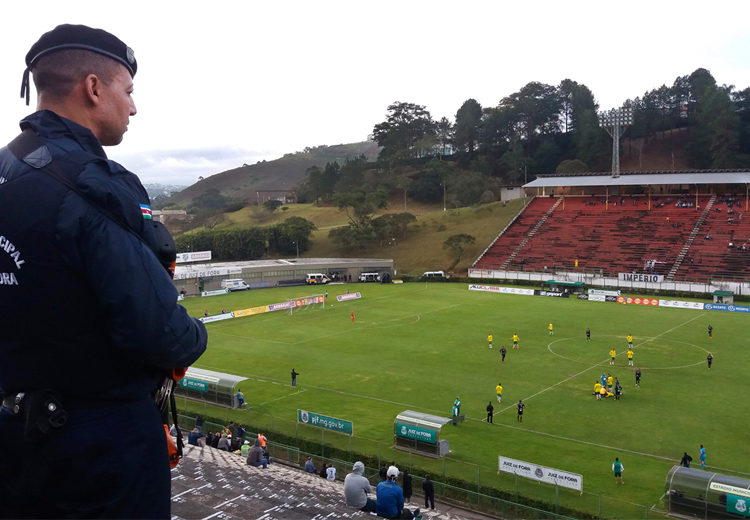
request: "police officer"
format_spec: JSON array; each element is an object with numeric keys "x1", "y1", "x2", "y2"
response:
[{"x1": 0, "y1": 25, "x2": 207, "y2": 518}]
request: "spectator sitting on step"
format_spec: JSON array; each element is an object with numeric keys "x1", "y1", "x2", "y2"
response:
[
  {"x1": 230, "y1": 434, "x2": 242, "y2": 452},
  {"x1": 241, "y1": 440, "x2": 251, "y2": 458},
  {"x1": 304, "y1": 457, "x2": 317, "y2": 473},
  {"x1": 344, "y1": 461, "x2": 376, "y2": 512},
  {"x1": 217, "y1": 434, "x2": 231, "y2": 451},
  {"x1": 187, "y1": 428, "x2": 204, "y2": 447},
  {"x1": 326, "y1": 463, "x2": 337, "y2": 481},
  {"x1": 246, "y1": 439, "x2": 268, "y2": 468},
  {"x1": 376, "y1": 465, "x2": 420, "y2": 519}
]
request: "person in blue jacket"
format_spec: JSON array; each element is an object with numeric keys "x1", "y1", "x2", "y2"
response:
[
  {"x1": 376, "y1": 465, "x2": 419, "y2": 519},
  {"x1": 0, "y1": 24, "x2": 207, "y2": 518}
]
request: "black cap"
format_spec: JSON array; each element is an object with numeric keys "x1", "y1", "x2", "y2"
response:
[{"x1": 21, "y1": 24, "x2": 137, "y2": 105}]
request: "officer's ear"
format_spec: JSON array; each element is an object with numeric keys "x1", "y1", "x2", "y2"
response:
[{"x1": 82, "y1": 74, "x2": 104, "y2": 106}]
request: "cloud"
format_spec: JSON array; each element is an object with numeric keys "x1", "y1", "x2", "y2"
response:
[{"x1": 108, "y1": 146, "x2": 279, "y2": 186}]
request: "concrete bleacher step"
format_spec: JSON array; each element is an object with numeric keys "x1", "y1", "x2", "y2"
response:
[{"x1": 172, "y1": 445, "x2": 482, "y2": 520}]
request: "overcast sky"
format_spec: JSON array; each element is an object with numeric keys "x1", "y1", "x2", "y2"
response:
[{"x1": 2, "y1": 0, "x2": 749, "y2": 186}]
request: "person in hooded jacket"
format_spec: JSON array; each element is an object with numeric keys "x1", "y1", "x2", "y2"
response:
[
  {"x1": 246, "y1": 438, "x2": 268, "y2": 468},
  {"x1": 344, "y1": 461, "x2": 375, "y2": 512}
]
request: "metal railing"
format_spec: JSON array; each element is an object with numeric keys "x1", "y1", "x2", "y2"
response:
[{"x1": 176, "y1": 405, "x2": 663, "y2": 520}]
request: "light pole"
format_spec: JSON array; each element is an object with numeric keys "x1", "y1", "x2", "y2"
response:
[
  {"x1": 293, "y1": 240, "x2": 299, "y2": 258},
  {"x1": 598, "y1": 106, "x2": 633, "y2": 177},
  {"x1": 443, "y1": 180, "x2": 446, "y2": 212}
]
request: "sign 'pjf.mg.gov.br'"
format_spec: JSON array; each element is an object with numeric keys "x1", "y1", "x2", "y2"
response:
[{"x1": 297, "y1": 409, "x2": 353, "y2": 435}]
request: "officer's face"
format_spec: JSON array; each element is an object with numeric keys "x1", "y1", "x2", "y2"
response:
[{"x1": 97, "y1": 65, "x2": 137, "y2": 146}]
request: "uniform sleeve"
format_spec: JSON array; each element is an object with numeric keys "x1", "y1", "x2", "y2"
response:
[{"x1": 59, "y1": 193, "x2": 207, "y2": 369}]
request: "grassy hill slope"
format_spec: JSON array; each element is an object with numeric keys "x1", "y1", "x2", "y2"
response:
[
  {"x1": 188, "y1": 198, "x2": 527, "y2": 276},
  {"x1": 166, "y1": 141, "x2": 380, "y2": 207}
]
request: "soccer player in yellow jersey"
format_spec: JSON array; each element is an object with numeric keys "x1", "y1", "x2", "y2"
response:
[
  {"x1": 512, "y1": 333, "x2": 520, "y2": 349},
  {"x1": 548, "y1": 322, "x2": 553, "y2": 336},
  {"x1": 627, "y1": 347, "x2": 634, "y2": 366},
  {"x1": 627, "y1": 334, "x2": 633, "y2": 347},
  {"x1": 594, "y1": 381, "x2": 602, "y2": 399},
  {"x1": 496, "y1": 383, "x2": 503, "y2": 403},
  {"x1": 607, "y1": 374, "x2": 613, "y2": 392},
  {"x1": 609, "y1": 348, "x2": 616, "y2": 365},
  {"x1": 488, "y1": 333, "x2": 493, "y2": 349}
]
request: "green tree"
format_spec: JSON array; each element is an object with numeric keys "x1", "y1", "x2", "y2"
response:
[
  {"x1": 333, "y1": 189, "x2": 388, "y2": 230},
  {"x1": 689, "y1": 84, "x2": 739, "y2": 168},
  {"x1": 270, "y1": 216, "x2": 317, "y2": 256},
  {"x1": 732, "y1": 87, "x2": 750, "y2": 163},
  {"x1": 443, "y1": 233, "x2": 476, "y2": 263},
  {"x1": 263, "y1": 199, "x2": 283, "y2": 212},
  {"x1": 435, "y1": 117, "x2": 453, "y2": 156},
  {"x1": 499, "y1": 82, "x2": 561, "y2": 140},
  {"x1": 371, "y1": 212, "x2": 416, "y2": 246},
  {"x1": 372, "y1": 101, "x2": 436, "y2": 162},
  {"x1": 454, "y1": 98, "x2": 483, "y2": 158}
]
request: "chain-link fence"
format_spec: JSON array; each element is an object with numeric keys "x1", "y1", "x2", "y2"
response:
[{"x1": 176, "y1": 404, "x2": 662, "y2": 519}]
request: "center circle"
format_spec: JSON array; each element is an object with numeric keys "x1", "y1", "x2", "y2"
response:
[{"x1": 547, "y1": 334, "x2": 709, "y2": 370}]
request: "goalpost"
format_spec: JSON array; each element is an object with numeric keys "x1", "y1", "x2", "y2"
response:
[{"x1": 287, "y1": 293, "x2": 326, "y2": 316}]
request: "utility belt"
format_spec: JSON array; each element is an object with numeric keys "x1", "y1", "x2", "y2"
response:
[{"x1": 1, "y1": 390, "x2": 69, "y2": 441}]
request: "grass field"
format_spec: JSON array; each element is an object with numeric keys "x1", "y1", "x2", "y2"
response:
[{"x1": 178, "y1": 282, "x2": 750, "y2": 518}]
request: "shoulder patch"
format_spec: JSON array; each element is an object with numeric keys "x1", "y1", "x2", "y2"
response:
[{"x1": 139, "y1": 203, "x2": 152, "y2": 220}]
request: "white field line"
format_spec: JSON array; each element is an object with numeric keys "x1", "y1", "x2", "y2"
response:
[
  {"x1": 253, "y1": 389, "x2": 307, "y2": 407},
  {"x1": 208, "y1": 302, "x2": 459, "y2": 345},
  {"x1": 492, "y1": 311, "x2": 708, "y2": 416},
  {"x1": 200, "y1": 311, "x2": 741, "y2": 475}
]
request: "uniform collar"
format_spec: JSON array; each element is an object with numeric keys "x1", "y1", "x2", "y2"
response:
[{"x1": 19, "y1": 110, "x2": 108, "y2": 159}]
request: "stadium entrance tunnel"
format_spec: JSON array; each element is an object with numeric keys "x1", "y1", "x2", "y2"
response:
[
  {"x1": 666, "y1": 465, "x2": 750, "y2": 519},
  {"x1": 175, "y1": 367, "x2": 248, "y2": 408}
]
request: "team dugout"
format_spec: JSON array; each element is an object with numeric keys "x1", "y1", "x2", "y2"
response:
[
  {"x1": 665, "y1": 465, "x2": 750, "y2": 519},
  {"x1": 175, "y1": 367, "x2": 248, "y2": 408},
  {"x1": 394, "y1": 410, "x2": 452, "y2": 458}
]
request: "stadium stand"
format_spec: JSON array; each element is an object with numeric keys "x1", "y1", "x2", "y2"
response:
[
  {"x1": 171, "y1": 444, "x2": 489, "y2": 519},
  {"x1": 474, "y1": 195, "x2": 750, "y2": 281}
]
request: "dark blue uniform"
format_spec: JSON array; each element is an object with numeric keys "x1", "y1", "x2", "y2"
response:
[{"x1": 0, "y1": 111, "x2": 207, "y2": 518}]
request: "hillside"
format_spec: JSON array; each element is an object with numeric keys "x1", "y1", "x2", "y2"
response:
[
  {"x1": 182, "y1": 198, "x2": 527, "y2": 277},
  {"x1": 164, "y1": 141, "x2": 380, "y2": 207},
  {"x1": 620, "y1": 127, "x2": 691, "y2": 171}
]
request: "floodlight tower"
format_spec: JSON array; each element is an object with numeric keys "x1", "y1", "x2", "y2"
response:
[{"x1": 598, "y1": 106, "x2": 633, "y2": 177}]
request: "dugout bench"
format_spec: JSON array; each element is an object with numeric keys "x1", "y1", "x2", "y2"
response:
[{"x1": 394, "y1": 410, "x2": 451, "y2": 458}]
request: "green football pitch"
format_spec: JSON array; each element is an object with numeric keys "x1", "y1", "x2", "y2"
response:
[{"x1": 179, "y1": 282, "x2": 749, "y2": 518}]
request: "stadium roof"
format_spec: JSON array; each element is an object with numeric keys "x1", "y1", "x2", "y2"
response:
[{"x1": 524, "y1": 170, "x2": 750, "y2": 188}]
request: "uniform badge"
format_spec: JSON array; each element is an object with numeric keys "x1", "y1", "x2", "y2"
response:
[{"x1": 140, "y1": 203, "x2": 152, "y2": 220}]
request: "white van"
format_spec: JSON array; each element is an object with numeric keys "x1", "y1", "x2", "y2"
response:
[
  {"x1": 422, "y1": 270, "x2": 445, "y2": 279},
  {"x1": 358, "y1": 272, "x2": 381, "y2": 283},
  {"x1": 221, "y1": 279, "x2": 250, "y2": 291},
  {"x1": 306, "y1": 273, "x2": 330, "y2": 285}
]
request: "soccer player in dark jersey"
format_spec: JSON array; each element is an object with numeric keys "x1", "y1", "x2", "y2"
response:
[
  {"x1": 635, "y1": 368, "x2": 641, "y2": 387},
  {"x1": 517, "y1": 400, "x2": 525, "y2": 422}
]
